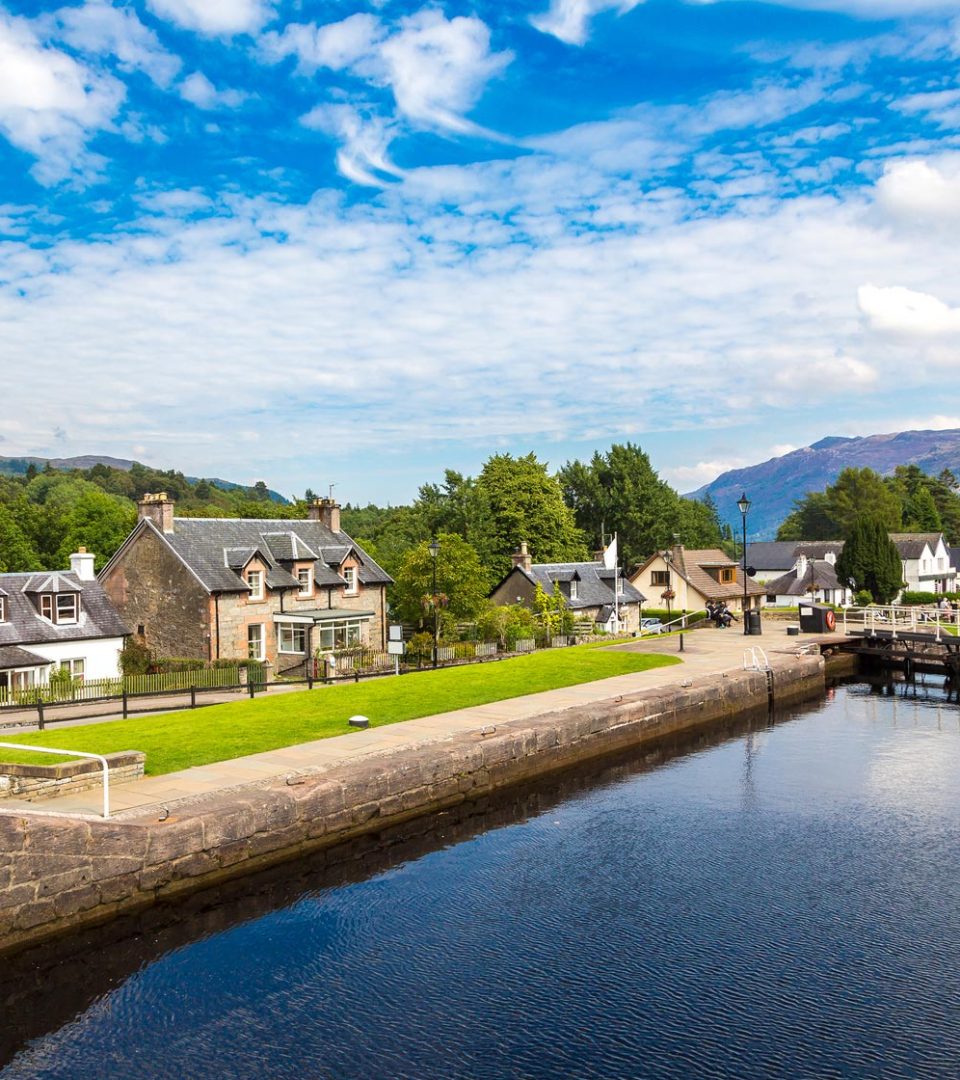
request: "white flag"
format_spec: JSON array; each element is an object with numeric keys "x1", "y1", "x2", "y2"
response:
[{"x1": 603, "y1": 533, "x2": 618, "y2": 570}]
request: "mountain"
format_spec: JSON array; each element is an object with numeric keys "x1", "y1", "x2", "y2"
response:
[
  {"x1": 689, "y1": 429, "x2": 960, "y2": 540},
  {"x1": 0, "y1": 455, "x2": 289, "y2": 504}
]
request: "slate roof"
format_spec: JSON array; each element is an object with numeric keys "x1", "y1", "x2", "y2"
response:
[
  {"x1": 0, "y1": 572, "x2": 129, "y2": 648},
  {"x1": 746, "y1": 541, "x2": 844, "y2": 570},
  {"x1": 122, "y1": 518, "x2": 392, "y2": 595},
  {"x1": 0, "y1": 645, "x2": 50, "y2": 670},
  {"x1": 497, "y1": 560, "x2": 645, "y2": 611},
  {"x1": 889, "y1": 533, "x2": 942, "y2": 560},
  {"x1": 666, "y1": 548, "x2": 767, "y2": 602},
  {"x1": 765, "y1": 560, "x2": 843, "y2": 598}
]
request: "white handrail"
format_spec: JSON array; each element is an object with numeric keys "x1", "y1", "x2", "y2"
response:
[
  {"x1": 0, "y1": 742, "x2": 110, "y2": 818},
  {"x1": 639, "y1": 610, "x2": 707, "y2": 636},
  {"x1": 743, "y1": 646, "x2": 770, "y2": 672}
]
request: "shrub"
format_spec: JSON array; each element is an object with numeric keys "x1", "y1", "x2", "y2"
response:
[
  {"x1": 900, "y1": 591, "x2": 939, "y2": 606},
  {"x1": 151, "y1": 657, "x2": 205, "y2": 673},
  {"x1": 407, "y1": 631, "x2": 434, "y2": 663},
  {"x1": 119, "y1": 637, "x2": 152, "y2": 676},
  {"x1": 853, "y1": 589, "x2": 874, "y2": 606}
]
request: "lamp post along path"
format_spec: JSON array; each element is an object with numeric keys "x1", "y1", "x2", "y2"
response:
[
  {"x1": 428, "y1": 538, "x2": 440, "y2": 668},
  {"x1": 738, "y1": 492, "x2": 751, "y2": 636}
]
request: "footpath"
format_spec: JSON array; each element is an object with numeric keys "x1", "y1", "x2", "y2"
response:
[{"x1": 0, "y1": 626, "x2": 836, "y2": 820}]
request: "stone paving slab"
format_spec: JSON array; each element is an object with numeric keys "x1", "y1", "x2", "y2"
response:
[{"x1": 0, "y1": 626, "x2": 842, "y2": 820}]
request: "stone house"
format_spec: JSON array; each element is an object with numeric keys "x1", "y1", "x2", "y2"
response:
[
  {"x1": 0, "y1": 548, "x2": 128, "y2": 696},
  {"x1": 629, "y1": 545, "x2": 766, "y2": 616},
  {"x1": 488, "y1": 540, "x2": 645, "y2": 633},
  {"x1": 99, "y1": 495, "x2": 392, "y2": 675}
]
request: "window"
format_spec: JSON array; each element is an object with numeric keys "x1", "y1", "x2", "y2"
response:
[
  {"x1": 0, "y1": 596, "x2": 5, "y2": 622},
  {"x1": 615, "y1": 574, "x2": 623, "y2": 595},
  {"x1": 278, "y1": 623, "x2": 307, "y2": 653},
  {"x1": 297, "y1": 567, "x2": 314, "y2": 598},
  {"x1": 246, "y1": 569, "x2": 264, "y2": 601},
  {"x1": 318, "y1": 619, "x2": 365, "y2": 650},
  {"x1": 60, "y1": 658, "x2": 84, "y2": 681},
  {"x1": 570, "y1": 579, "x2": 578, "y2": 600},
  {"x1": 342, "y1": 566, "x2": 357, "y2": 595},
  {"x1": 56, "y1": 593, "x2": 78, "y2": 623},
  {"x1": 652, "y1": 571, "x2": 671, "y2": 587},
  {"x1": 248, "y1": 624, "x2": 265, "y2": 660},
  {"x1": 719, "y1": 568, "x2": 735, "y2": 584},
  {"x1": 40, "y1": 594, "x2": 53, "y2": 620}
]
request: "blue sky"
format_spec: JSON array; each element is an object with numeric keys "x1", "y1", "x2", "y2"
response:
[{"x1": 1, "y1": 0, "x2": 959, "y2": 506}]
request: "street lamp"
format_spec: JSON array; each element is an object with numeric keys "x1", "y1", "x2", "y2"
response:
[
  {"x1": 737, "y1": 492, "x2": 751, "y2": 636},
  {"x1": 428, "y1": 537, "x2": 440, "y2": 668}
]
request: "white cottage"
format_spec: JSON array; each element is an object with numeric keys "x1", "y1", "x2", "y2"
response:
[{"x1": 0, "y1": 549, "x2": 129, "y2": 697}]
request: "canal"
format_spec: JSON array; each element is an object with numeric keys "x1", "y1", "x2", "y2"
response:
[{"x1": 2, "y1": 679, "x2": 959, "y2": 1079}]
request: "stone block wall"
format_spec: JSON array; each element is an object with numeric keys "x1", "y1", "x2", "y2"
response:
[
  {"x1": 0, "y1": 654, "x2": 824, "y2": 955},
  {"x1": 0, "y1": 753, "x2": 145, "y2": 802}
]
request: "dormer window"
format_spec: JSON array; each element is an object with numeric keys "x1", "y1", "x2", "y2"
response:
[
  {"x1": 40, "y1": 594, "x2": 53, "y2": 620},
  {"x1": 0, "y1": 596, "x2": 5, "y2": 622},
  {"x1": 297, "y1": 567, "x2": 314, "y2": 598},
  {"x1": 246, "y1": 569, "x2": 264, "y2": 601},
  {"x1": 57, "y1": 594, "x2": 78, "y2": 623},
  {"x1": 343, "y1": 566, "x2": 357, "y2": 595}
]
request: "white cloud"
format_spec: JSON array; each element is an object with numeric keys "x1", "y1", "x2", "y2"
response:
[
  {"x1": 859, "y1": 283, "x2": 960, "y2": 335},
  {"x1": 178, "y1": 72, "x2": 248, "y2": 110},
  {"x1": 300, "y1": 104, "x2": 402, "y2": 186},
  {"x1": 51, "y1": 0, "x2": 181, "y2": 88},
  {"x1": 146, "y1": 0, "x2": 274, "y2": 37},
  {"x1": 0, "y1": 10, "x2": 123, "y2": 184},
  {"x1": 531, "y1": 0, "x2": 642, "y2": 47},
  {"x1": 260, "y1": 13, "x2": 384, "y2": 72},
  {"x1": 875, "y1": 154, "x2": 960, "y2": 224}
]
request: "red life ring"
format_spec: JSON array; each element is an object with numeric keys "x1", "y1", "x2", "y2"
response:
[{"x1": 825, "y1": 609, "x2": 836, "y2": 631}]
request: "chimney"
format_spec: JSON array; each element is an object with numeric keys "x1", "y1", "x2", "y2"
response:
[
  {"x1": 309, "y1": 496, "x2": 341, "y2": 533},
  {"x1": 511, "y1": 541, "x2": 533, "y2": 573},
  {"x1": 69, "y1": 546, "x2": 95, "y2": 581},
  {"x1": 796, "y1": 554, "x2": 808, "y2": 578},
  {"x1": 138, "y1": 492, "x2": 175, "y2": 534}
]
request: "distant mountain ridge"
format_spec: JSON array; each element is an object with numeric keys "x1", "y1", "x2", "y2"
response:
[
  {"x1": 689, "y1": 429, "x2": 960, "y2": 540},
  {"x1": 0, "y1": 455, "x2": 289, "y2": 504}
]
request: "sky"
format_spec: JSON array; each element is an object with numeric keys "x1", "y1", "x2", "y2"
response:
[{"x1": 1, "y1": 0, "x2": 960, "y2": 507}]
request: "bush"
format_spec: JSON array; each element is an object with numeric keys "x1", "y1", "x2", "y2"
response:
[
  {"x1": 212, "y1": 657, "x2": 264, "y2": 673},
  {"x1": 406, "y1": 631, "x2": 434, "y2": 663},
  {"x1": 853, "y1": 589, "x2": 874, "y2": 607},
  {"x1": 151, "y1": 657, "x2": 205, "y2": 673},
  {"x1": 899, "y1": 591, "x2": 939, "y2": 606},
  {"x1": 119, "y1": 637, "x2": 152, "y2": 676}
]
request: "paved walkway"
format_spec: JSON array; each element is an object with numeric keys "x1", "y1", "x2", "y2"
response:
[{"x1": 0, "y1": 625, "x2": 836, "y2": 821}]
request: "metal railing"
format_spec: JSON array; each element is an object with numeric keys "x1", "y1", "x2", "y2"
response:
[
  {"x1": 0, "y1": 665, "x2": 244, "y2": 709},
  {"x1": 639, "y1": 610, "x2": 707, "y2": 636},
  {"x1": 0, "y1": 741, "x2": 111, "y2": 818},
  {"x1": 743, "y1": 646, "x2": 771, "y2": 672},
  {"x1": 842, "y1": 604, "x2": 960, "y2": 640}
]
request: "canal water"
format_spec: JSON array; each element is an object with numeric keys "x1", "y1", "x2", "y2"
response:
[{"x1": 2, "y1": 679, "x2": 960, "y2": 1079}]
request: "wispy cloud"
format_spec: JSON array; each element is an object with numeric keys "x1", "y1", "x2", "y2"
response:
[{"x1": 146, "y1": 0, "x2": 276, "y2": 37}]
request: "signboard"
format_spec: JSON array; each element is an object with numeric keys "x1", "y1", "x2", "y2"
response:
[
  {"x1": 387, "y1": 640, "x2": 406, "y2": 656},
  {"x1": 388, "y1": 624, "x2": 404, "y2": 642}
]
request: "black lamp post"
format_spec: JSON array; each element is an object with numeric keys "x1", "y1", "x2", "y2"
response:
[
  {"x1": 737, "y1": 492, "x2": 751, "y2": 636},
  {"x1": 428, "y1": 538, "x2": 440, "y2": 668}
]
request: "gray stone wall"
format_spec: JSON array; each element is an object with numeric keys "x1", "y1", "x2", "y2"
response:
[
  {"x1": 0, "y1": 753, "x2": 145, "y2": 802},
  {"x1": 0, "y1": 655, "x2": 823, "y2": 955},
  {"x1": 100, "y1": 529, "x2": 210, "y2": 659}
]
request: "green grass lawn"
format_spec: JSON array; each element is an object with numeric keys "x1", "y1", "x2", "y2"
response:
[{"x1": 0, "y1": 645, "x2": 679, "y2": 777}]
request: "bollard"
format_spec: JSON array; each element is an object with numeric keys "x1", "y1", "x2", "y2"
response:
[
  {"x1": 679, "y1": 633, "x2": 684, "y2": 652},
  {"x1": 122, "y1": 690, "x2": 128, "y2": 719},
  {"x1": 37, "y1": 700, "x2": 45, "y2": 731},
  {"x1": 248, "y1": 680, "x2": 255, "y2": 699},
  {"x1": 190, "y1": 685, "x2": 197, "y2": 709}
]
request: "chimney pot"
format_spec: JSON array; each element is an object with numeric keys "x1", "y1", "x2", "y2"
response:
[
  {"x1": 310, "y1": 496, "x2": 341, "y2": 533},
  {"x1": 69, "y1": 549, "x2": 96, "y2": 581},
  {"x1": 138, "y1": 492, "x2": 175, "y2": 533},
  {"x1": 511, "y1": 542, "x2": 533, "y2": 573}
]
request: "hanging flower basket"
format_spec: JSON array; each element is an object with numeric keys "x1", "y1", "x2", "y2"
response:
[
  {"x1": 421, "y1": 592, "x2": 450, "y2": 611},
  {"x1": 660, "y1": 589, "x2": 676, "y2": 601}
]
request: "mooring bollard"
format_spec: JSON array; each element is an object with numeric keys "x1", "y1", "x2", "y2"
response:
[
  {"x1": 679, "y1": 633, "x2": 684, "y2": 652},
  {"x1": 348, "y1": 714, "x2": 370, "y2": 729}
]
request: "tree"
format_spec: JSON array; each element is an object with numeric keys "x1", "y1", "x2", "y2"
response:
[
  {"x1": 559, "y1": 442, "x2": 723, "y2": 568},
  {"x1": 905, "y1": 484, "x2": 942, "y2": 532},
  {"x1": 835, "y1": 518, "x2": 903, "y2": 603},
  {"x1": 390, "y1": 533, "x2": 489, "y2": 628},
  {"x1": 54, "y1": 490, "x2": 137, "y2": 570},
  {"x1": 777, "y1": 468, "x2": 902, "y2": 541},
  {"x1": 0, "y1": 504, "x2": 41, "y2": 572},
  {"x1": 477, "y1": 453, "x2": 587, "y2": 576}
]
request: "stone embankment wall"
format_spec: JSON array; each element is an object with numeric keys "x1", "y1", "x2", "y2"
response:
[
  {"x1": 0, "y1": 753, "x2": 145, "y2": 803},
  {"x1": 0, "y1": 655, "x2": 824, "y2": 955}
]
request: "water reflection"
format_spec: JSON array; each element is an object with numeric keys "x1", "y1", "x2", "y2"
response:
[{"x1": 3, "y1": 681, "x2": 960, "y2": 1080}]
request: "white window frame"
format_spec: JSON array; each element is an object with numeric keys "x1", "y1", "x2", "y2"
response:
[
  {"x1": 342, "y1": 566, "x2": 358, "y2": 595},
  {"x1": 56, "y1": 593, "x2": 78, "y2": 624},
  {"x1": 246, "y1": 569, "x2": 264, "y2": 601},
  {"x1": 570, "y1": 579, "x2": 578, "y2": 600},
  {"x1": 278, "y1": 622, "x2": 307, "y2": 654},
  {"x1": 248, "y1": 623, "x2": 265, "y2": 660},
  {"x1": 60, "y1": 658, "x2": 85, "y2": 681},
  {"x1": 297, "y1": 567, "x2": 314, "y2": 598},
  {"x1": 40, "y1": 594, "x2": 53, "y2": 621},
  {"x1": 0, "y1": 596, "x2": 5, "y2": 622},
  {"x1": 318, "y1": 619, "x2": 365, "y2": 651}
]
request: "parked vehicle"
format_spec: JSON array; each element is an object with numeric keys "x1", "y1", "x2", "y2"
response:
[{"x1": 640, "y1": 618, "x2": 664, "y2": 635}]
